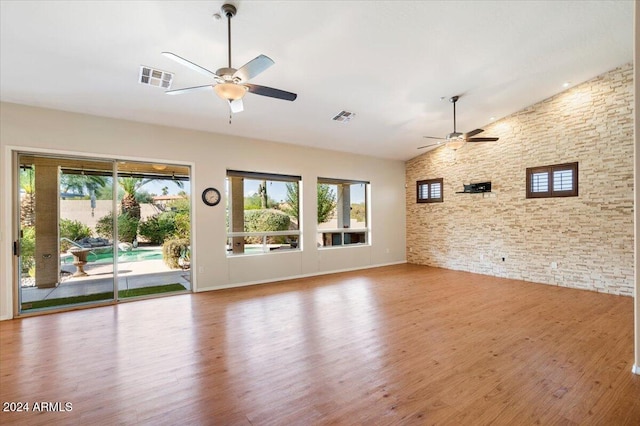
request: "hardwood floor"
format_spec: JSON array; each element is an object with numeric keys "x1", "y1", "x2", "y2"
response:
[{"x1": 1, "y1": 264, "x2": 638, "y2": 425}]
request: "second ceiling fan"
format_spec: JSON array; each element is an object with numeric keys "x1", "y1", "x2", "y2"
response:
[
  {"x1": 162, "y1": 3, "x2": 297, "y2": 114},
  {"x1": 418, "y1": 96, "x2": 498, "y2": 150}
]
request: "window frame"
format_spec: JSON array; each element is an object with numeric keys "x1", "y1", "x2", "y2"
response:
[
  {"x1": 225, "y1": 169, "x2": 301, "y2": 256},
  {"x1": 526, "y1": 162, "x2": 578, "y2": 199},
  {"x1": 317, "y1": 177, "x2": 370, "y2": 249},
  {"x1": 416, "y1": 178, "x2": 444, "y2": 203}
]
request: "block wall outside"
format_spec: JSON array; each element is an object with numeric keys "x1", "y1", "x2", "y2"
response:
[
  {"x1": 59, "y1": 200, "x2": 160, "y2": 232},
  {"x1": 406, "y1": 63, "x2": 634, "y2": 296}
]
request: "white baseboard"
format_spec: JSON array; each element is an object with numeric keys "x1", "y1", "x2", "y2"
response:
[
  {"x1": 196, "y1": 260, "x2": 408, "y2": 293},
  {"x1": 633, "y1": 364, "x2": 640, "y2": 375}
]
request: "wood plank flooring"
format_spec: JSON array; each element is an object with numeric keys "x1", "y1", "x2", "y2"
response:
[{"x1": 1, "y1": 264, "x2": 638, "y2": 425}]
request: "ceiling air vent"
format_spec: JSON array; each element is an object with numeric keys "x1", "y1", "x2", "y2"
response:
[
  {"x1": 332, "y1": 110, "x2": 356, "y2": 123},
  {"x1": 139, "y1": 66, "x2": 173, "y2": 89}
]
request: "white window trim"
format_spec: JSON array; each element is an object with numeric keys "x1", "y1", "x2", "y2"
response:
[
  {"x1": 226, "y1": 230, "x2": 301, "y2": 255},
  {"x1": 226, "y1": 170, "x2": 301, "y2": 256},
  {"x1": 317, "y1": 228, "x2": 369, "y2": 249},
  {"x1": 316, "y1": 178, "x2": 370, "y2": 249}
]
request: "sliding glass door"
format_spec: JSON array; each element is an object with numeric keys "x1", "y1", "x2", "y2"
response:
[
  {"x1": 17, "y1": 154, "x2": 116, "y2": 312},
  {"x1": 15, "y1": 153, "x2": 191, "y2": 315},
  {"x1": 115, "y1": 160, "x2": 191, "y2": 299}
]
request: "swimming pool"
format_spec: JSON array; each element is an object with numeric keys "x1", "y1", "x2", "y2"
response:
[{"x1": 61, "y1": 247, "x2": 163, "y2": 265}]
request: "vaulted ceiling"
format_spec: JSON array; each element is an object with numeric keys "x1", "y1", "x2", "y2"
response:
[{"x1": 0, "y1": 1, "x2": 633, "y2": 161}]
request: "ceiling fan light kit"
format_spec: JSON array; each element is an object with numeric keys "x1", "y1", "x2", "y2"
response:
[
  {"x1": 214, "y1": 82, "x2": 247, "y2": 101},
  {"x1": 446, "y1": 138, "x2": 466, "y2": 151},
  {"x1": 161, "y1": 3, "x2": 297, "y2": 115}
]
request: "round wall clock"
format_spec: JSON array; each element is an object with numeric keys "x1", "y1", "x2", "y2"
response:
[{"x1": 202, "y1": 187, "x2": 221, "y2": 206}]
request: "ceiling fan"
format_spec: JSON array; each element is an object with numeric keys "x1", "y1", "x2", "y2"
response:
[
  {"x1": 418, "y1": 96, "x2": 498, "y2": 150},
  {"x1": 162, "y1": 3, "x2": 297, "y2": 114}
]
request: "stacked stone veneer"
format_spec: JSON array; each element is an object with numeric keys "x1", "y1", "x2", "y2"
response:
[{"x1": 406, "y1": 63, "x2": 634, "y2": 296}]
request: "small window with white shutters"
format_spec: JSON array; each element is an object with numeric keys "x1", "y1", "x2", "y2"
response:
[
  {"x1": 526, "y1": 162, "x2": 578, "y2": 198},
  {"x1": 417, "y1": 178, "x2": 444, "y2": 203}
]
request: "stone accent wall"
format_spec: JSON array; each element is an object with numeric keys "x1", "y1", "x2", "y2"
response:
[{"x1": 406, "y1": 63, "x2": 634, "y2": 296}]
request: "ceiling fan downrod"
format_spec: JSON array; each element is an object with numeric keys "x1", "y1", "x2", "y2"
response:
[
  {"x1": 221, "y1": 3, "x2": 237, "y2": 69},
  {"x1": 450, "y1": 96, "x2": 459, "y2": 134}
]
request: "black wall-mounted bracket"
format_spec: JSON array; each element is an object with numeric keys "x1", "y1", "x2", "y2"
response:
[{"x1": 456, "y1": 181, "x2": 492, "y2": 194}]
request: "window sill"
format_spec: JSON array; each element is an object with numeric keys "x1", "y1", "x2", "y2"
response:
[
  {"x1": 318, "y1": 243, "x2": 370, "y2": 250},
  {"x1": 226, "y1": 246, "x2": 301, "y2": 257}
]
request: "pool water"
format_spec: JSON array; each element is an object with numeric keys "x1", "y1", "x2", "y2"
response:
[{"x1": 61, "y1": 247, "x2": 163, "y2": 265}]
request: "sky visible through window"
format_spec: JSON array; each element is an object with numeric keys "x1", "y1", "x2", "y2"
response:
[
  {"x1": 243, "y1": 180, "x2": 366, "y2": 204},
  {"x1": 147, "y1": 180, "x2": 190, "y2": 196}
]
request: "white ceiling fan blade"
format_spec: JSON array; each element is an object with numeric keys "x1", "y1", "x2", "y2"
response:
[
  {"x1": 228, "y1": 99, "x2": 244, "y2": 113},
  {"x1": 165, "y1": 85, "x2": 213, "y2": 95},
  {"x1": 233, "y1": 55, "x2": 274, "y2": 82},
  {"x1": 162, "y1": 52, "x2": 219, "y2": 79},
  {"x1": 417, "y1": 142, "x2": 444, "y2": 149}
]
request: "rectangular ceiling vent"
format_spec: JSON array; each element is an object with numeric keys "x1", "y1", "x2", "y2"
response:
[
  {"x1": 332, "y1": 110, "x2": 356, "y2": 123},
  {"x1": 139, "y1": 66, "x2": 173, "y2": 89}
]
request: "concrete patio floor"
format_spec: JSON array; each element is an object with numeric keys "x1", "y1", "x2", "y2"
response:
[{"x1": 21, "y1": 259, "x2": 191, "y2": 303}]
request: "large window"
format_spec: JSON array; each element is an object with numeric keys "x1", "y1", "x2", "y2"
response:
[
  {"x1": 226, "y1": 170, "x2": 300, "y2": 255},
  {"x1": 317, "y1": 178, "x2": 369, "y2": 248},
  {"x1": 526, "y1": 162, "x2": 578, "y2": 198}
]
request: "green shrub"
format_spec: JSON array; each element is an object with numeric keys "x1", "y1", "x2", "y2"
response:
[
  {"x1": 20, "y1": 226, "x2": 35, "y2": 274},
  {"x1": 59, "y1": 219, "x2": 92, "y2": 251},
  {"x1": 162, "y1": 238, "x2": 190, "y2": 269},
  {"x1": 244, "y1": 209, "x2": 291, "y2": 244},
  {"x1": 135, "y1": 190, "x2": 154, "y2": 204},
  {"x1": 96, "y1": 211, "x2": 139, "y2": 243},
  {"x1": 351, "y1": 203, "x2": 366, "y2": 223},
  {"x1": 245, "y1": 209, "x2": 291, "y2": 232},
  {"x1": 118, "y1": 213, "x2": 140, "y2": 243},
  {"x1": 138, "y1": 212, "x2": 177, "y2": 244},
  {"x1": 173, "y1": 212, "x2": 190, "y2": 239},
  {"x1": 167, "y1": 196, "x2": 190, "y2": 213}
]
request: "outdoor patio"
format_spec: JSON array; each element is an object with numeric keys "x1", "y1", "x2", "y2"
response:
[{"x1": 21, "y1": 258, "x2": 191, "y2": 303}]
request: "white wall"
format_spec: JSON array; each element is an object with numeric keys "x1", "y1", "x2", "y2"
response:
[{"x1": 0, "y1": 102, "x2": 407, "y2": 320}]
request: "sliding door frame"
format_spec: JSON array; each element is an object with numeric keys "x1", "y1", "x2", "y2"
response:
[{"x1": 4, "y1": 145, "x2": 196, "y2": 318}]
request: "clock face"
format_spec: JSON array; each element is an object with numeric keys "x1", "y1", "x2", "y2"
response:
[{"x1": 202, "y1": 187, "x2": 221, "y2": 206}]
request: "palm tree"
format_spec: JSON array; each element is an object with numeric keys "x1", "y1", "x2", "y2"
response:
[
  {"x1": 119, "y1": 177, "x2": 148, "y2": 220},
  {"x1": 119, "y1": 177, "x2": 184, "y2": 220},
  {"x1": 60, "y1": 174, "x2": 107, "y2": 197},
  {"x1": 20, "y1": 167, "x2": 36, "y2": 227}
]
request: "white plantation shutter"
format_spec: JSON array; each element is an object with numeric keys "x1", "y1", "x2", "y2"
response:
[
  {"x1": 417, "y1": 179, "x2": 443, "y2": 203},
  {"x1": 553, "y1": 169, "x2": 573, "y2": 192},
  {"x1": 430, "y1": 182, "x2": 441, "y2": 199},
  {"x1": 526, "y1": 162, "x2": 577, "y2": 198},
  {"x1": 418, "y1": 183, "x2": 430, "y2": 199},
  {"x1": 531, "y1": 172, "x2": 549, "y2": 193}
]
